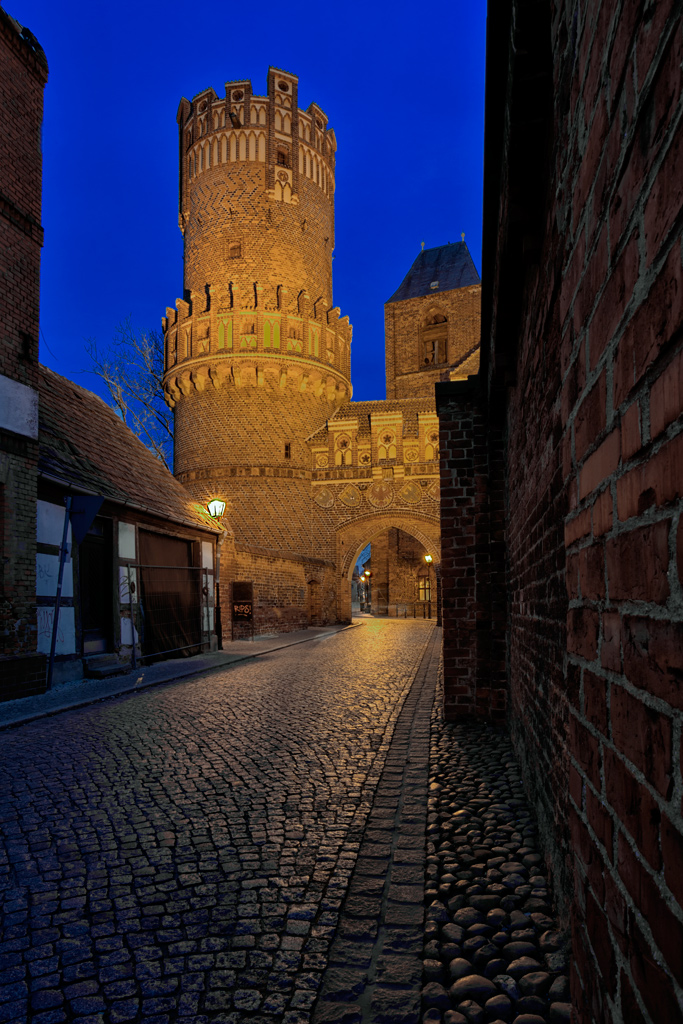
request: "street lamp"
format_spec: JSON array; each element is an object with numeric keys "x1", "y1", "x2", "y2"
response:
[
  {"x1": 424, "y1": 554, "x2": 433, "y2": 564},
  {"x1": 207, "y1": 498, "x2": 226, "y2": 518}
]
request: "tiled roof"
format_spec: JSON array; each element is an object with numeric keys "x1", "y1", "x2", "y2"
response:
[
  {"x1": 38, "y1": 367, "x2": 219, "y2": 533},
  {"x1": 386, "y1": 241, "x2": 481, "y2": 303}
]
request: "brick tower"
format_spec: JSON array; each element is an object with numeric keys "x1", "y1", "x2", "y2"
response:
[{"x1": 162, "y1": 68, "x2": 352, "y2": 630}]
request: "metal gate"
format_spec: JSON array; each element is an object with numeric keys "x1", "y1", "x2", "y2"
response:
[{"x1": 129, "y1": 563, "x2": 211, "y2": 661}]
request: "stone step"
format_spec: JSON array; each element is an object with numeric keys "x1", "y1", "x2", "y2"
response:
[{"x1": 83, "y1": 656, "x2": 129, "y2": 680}]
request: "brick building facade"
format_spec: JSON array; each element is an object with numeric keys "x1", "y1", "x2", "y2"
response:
[
  {"x1": 436, "y1": 3, "x2": 683, "y2": 1022},
  {"x1": 0, "y1": 7, "x2": 48, "y2": 696},
  {"x1": 162, "y1": 68, "x2": 480, "y2": 636}
]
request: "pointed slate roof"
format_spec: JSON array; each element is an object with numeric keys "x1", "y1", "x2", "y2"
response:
[
  {"x1": 37, "y1": 366, "x2": 219, "y2": 534},
  {"x1": 386, "y1": 241, "x2": 480, "y2": 304}
]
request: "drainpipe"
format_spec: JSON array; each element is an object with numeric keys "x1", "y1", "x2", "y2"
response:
[{"x1": 214, "y1": 527, "x2": 226, "y2": 650}]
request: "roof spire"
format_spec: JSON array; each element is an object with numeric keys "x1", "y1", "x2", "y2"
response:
[
  {"x1": 421, "y1": 240, "x2": 425, "y2": 251},
  {"x1": 461, "y1": 232, "x2": 465, "y2": 242}
]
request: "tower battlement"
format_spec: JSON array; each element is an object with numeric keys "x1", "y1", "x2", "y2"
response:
[
  {"x1": 178, "y1": 66, "x2": 336, "y2": 226},
  {"x1": 174, "y1": 67, "x2": 343, "y2": 330},
  {"x1": 162, "y1": 275, "x2": 352, "y2": 409}
]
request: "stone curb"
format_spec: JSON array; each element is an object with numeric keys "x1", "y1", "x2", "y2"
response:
[
  {"x1": 312, "y1": 626, "x2": 441, "y2": 1024},
  {"x1": 0, "y1": 622, "x2": 362, "y2": 732}
]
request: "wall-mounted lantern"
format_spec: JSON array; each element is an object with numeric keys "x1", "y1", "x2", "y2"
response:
[
  {"x1": 424, "y1": 554, "x2": 433, "y2": 564},
  {"x1": 207, "y1": 498, "x2": 226, "y2": 518}
]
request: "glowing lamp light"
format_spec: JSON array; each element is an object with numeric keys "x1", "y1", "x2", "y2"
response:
[
  {"x1": 424, "y1": 554, "x2": 433, "y2": 564},
  {"x1": 207, "y1": 498, "x2": 226, "y2": 518}
]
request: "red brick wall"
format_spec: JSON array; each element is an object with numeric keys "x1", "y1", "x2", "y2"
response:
[
  {"x1": 0, "y1": 9, "x2": 46, "y2": 387},
  {"x1": 558, "y1": 4, "x2": 683, "y2": 1020},
  {"x1": 0, "y1": 8, "x2": 47, "y2": 683},
  {"x1": 436, "y1": 381, "x2": 507, "y2": 722},
  {"x1": 455, "y1": 1, "x2": 683, "y2": 1021}
]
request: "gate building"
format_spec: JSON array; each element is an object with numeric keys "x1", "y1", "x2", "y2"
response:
[{"x1": 162, "y1": 68, "x2": 481, "y2": 635}]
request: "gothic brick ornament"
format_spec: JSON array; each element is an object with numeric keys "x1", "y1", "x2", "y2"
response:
[
  {"x1": 399, "y1": 481, "x2": 422, "y2": 504},
  {"x1": 314, "y1": 487, "x2": 335, "y2": 509},
  {"x1": 339, "y1": 484, "x2": 361, "y2": 507},
  {"x1": 369, "y1": 481, "x2": 394, "y2": 508}
]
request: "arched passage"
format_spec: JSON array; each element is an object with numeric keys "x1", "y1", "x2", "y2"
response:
[{"x1": 335, "y1": 511, "x2": 440, "y2": 621}]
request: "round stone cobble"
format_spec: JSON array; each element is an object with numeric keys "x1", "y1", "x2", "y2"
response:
[
  {"x1": 421, "y1": 706, "x2": 572, "y2": 1024},
  {"x1": 0, "y1": 620, "x2": 432, "y2": 1023}
]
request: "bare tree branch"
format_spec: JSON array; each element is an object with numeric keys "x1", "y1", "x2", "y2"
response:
[{"x1": 84, "y1": 317, "x2": 173, "y2": 471}]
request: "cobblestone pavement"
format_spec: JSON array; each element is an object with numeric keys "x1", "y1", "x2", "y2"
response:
[
  {"x1": 0, "y1": 619, "x2": 434, "y2": 1024},
  {"x1": 0, "y1": 626, "x2": 357, "y2": 732},
  {"x1": 421, "y1": 696, "x2": 572, "y2": 1024},
  {"x1": 312, "y1": 625, "x2": 440, "y2": 1024}
]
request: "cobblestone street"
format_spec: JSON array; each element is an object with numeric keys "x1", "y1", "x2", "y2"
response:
[{"x1": 0, "y1": 621, "x2": 435, "y2": 1024}]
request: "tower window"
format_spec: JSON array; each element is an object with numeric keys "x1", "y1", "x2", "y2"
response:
[
  {"x1": 284, "y1": 443, "x2": 292, "y2": 459},
  {"x1": 423, "y1": 339, "x2": 445, "y2": 365},
  {"x1": 277, "y1": 149, "x2": 289, "y2": 167},
  {"x1": 229, "y1": 242, "x2": 241, "y2": 259},
  {"x1": 421, "y1": 312, "x2": 448, "y2": 367}
]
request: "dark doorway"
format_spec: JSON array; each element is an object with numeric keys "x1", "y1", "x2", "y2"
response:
[
  {"x1": 138, "y1": 531, "x2": 201, "y2": 658},
  {"x1": 80, "y1": 517, "x2": 113, "y2": 654}
]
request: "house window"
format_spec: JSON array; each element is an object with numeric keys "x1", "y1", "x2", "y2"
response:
[
  {"x1": 284, "y1": 443, "x2": 291, "y2": 459},
  {"x1": 418, "y1": 575, "x2": 431, "y2": 602}
]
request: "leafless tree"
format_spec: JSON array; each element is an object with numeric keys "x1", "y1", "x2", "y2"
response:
[{"x1": 85, "y1": 318, "x2": 173, "y2": 470}]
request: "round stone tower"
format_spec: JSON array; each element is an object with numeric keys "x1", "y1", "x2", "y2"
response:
[{"x1": 162, "y1": 67, "x2": 352, "y2": 633}]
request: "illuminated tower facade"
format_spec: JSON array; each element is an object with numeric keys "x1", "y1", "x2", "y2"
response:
[{"x1": 162, "y1": 68, "x2": 352, "y2": 630}]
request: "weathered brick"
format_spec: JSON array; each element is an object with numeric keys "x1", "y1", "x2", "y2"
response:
[
  {"x1": 570, "y1": 714, "x2": 601, "y2": 788},
  {"x1": 567, "y1": 607, "x2": 599, "y2": 660},
  {"x1": 600, "y1": 611, "x2": 622, "y2": 672},
  {"x1": 611, "y1": 685, "x2": 672, "y2": 798},
  {"x1": 583, "y1": 669, "x2": 608, "y2": 734},
  {"x1": 614, "y1": 243, "x2": 683, "y2": 406},
  {"x1": 620, "y1": 401, "x2": 641, "y2": 459},
  {"x1": 605, "y1": 520, "x2": 670, "y2": 603},
  {"x1": 588, "y1": 234, "x2": 639, "y2": 371},
  {"x1": 575, "y1": 371, "x2": 607, "y2": 461},
  {"x1": 604, "y1": 747, "x2": 661, "y2": 869},
  {"x1": 622, "y1": 615, "x2": 683, "y2": 710},
  {"x1": 619, "y1": 839, "x2": 683, "y2": 986},
  {"x1": 650, "y1": 345, "x2": 683, "y2": 439},
  {"x1": 584, "y1": 888, "x2": 616, "y2": 995},
  {"x1": 616, "y1": 430, "x2": 683, "y2": 519},
  {"x1": 579, "y1": 428, "x2": 620, "y2": 499}
]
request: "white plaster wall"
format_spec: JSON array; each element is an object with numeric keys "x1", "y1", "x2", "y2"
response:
[
  {"x1": 37, "y1": 499, "x2": 72, "y2": 546},
  {"x1": 36, "y1": 552, "x2": 73, "y2": 598},
  {"x1": 0, "y1": 374, "x2": 38, "y2": 439},
  {"x1": 37, "y1": 606, "x2": 76, "y2": 655}
]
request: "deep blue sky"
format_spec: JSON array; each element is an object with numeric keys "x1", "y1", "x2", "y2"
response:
[{"x1": 14, "y1": 0, "x2": 486, "y2": 403}]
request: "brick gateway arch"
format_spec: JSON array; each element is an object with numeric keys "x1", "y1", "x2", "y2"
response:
[{"x1": 335, "y1": 511, "x2": 441, "y2": 621}]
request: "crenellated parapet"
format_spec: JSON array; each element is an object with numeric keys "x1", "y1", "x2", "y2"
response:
[
  {"x1": 162, "y1": 280, "x2": 352, "y2": 408},
  {"x1": 178, "y1": 66, "x2": 336, "y2": 223}
]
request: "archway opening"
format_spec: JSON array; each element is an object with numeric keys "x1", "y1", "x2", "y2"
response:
[{"x1": 351, "y1": 528, "x2": 437, "y2": 619}]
